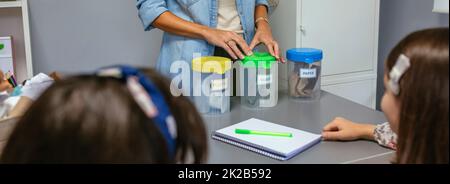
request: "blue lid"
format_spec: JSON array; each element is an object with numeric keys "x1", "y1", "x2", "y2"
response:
[{"x1": 286, "y1": 48, "x2": 323, "y2": 64}]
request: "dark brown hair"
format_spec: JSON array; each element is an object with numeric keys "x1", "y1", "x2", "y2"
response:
[
  {"x1": 386, "y1": 28, "x2": 448, "y2": 164},
  {"x1": 1, "y1": 68, "x2": 207, "y2": 164}
]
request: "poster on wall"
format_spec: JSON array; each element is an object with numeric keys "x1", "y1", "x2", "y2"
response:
[{"x1": 0, "y1": 36, "x2": 14, "y2": 75}]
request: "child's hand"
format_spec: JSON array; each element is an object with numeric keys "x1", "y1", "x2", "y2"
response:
[
  {"x1": 49, "y1": 72, "x2": 63, "y2": 81},
  {"x1": 0, "y1": 79, "x2": 12, "y2": 92},
  {"x1": 322, "y1": 117, "x2": 376, "y2": 141},
  {"x1": 0, "y1": 71, "x2": 13, "y2": 92}
]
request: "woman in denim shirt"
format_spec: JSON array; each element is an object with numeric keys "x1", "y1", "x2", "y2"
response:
[{"x1": 137, "y1": 0, "x2": 281, "y2": 78}]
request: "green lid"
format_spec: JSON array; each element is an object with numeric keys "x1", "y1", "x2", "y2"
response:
[
  {"x1": 0, "y1": 43, "x2": 4, "y2": 50},
  {"x1": 241, "y1": 52, "x2": 276, "y2": 69}
]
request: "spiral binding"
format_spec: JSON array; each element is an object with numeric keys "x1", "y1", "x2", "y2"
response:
[{"x1": 212, "y1": 135, "x2": 287, "y2": 161}]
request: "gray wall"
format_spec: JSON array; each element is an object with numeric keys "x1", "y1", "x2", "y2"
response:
[
  {"x1": 28, "y1": 0, "x2": 163, "y2": 74},
  {"x1": 376, "y1": 0, "x2": 449, "y2": 109}
]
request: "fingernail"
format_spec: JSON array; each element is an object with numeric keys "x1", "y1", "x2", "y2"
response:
[{"x1": 248, "y1": 51, "x2": 253, "y2": 56}]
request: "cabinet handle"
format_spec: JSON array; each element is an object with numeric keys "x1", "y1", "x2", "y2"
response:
[{"x1": 299, "y1": 25, "x2": 306, "y2": 34}]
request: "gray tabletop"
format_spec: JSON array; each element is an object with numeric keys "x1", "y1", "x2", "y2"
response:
[{"x1": 203, "y1": 91, "x2": 393, "y2": 164}]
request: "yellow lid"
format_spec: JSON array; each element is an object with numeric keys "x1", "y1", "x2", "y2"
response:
[{"x1": 192, "y1": 56, "x2": 232, "y2": 75}]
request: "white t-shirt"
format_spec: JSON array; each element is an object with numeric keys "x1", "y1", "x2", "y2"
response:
[{"x1": 217, "y1": 0, "x2": 244, "y2": 34}]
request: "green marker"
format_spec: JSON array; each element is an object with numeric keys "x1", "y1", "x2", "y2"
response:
[
  {"x1": 0, "y1": 43, "x2": 4, "y2": 50},
  {"x1": 235, "y1": 129, "x2": 293, "y2": 138}
]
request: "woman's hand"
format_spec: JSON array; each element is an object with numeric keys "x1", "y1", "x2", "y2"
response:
[
  {"x1": 202, "y1": 28, "x2": 253, "y2": 60},
  {"x1": 251, "y1": 5, "x2": 285, "y2": 63},
  {"x1": 322, "y1": 117, "x2": 376, "y2": 141}
]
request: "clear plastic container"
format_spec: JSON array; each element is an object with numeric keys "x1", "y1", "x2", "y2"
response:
[
  {"x1": 240, "y1": 52, "x2": 278, "y2": 108},
  {"x1": 287, "y1": 48, "x2": 323, "y2": 100},
  {"x1": 192, "y1": 56, "x2": 232, "y2": 114}
]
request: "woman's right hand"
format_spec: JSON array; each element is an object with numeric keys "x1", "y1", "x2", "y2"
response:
[
  {"x1": 151, "y1": 11, "x2": 252, "y2": 60},
  {"x1": 322, "y1": 117, "x2": 376, "y2": 141},
  {"x1": 202, "y1": 28, "x2": 253, "y2": 60}
]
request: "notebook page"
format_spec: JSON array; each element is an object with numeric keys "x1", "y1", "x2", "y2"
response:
[{"x1": 215, "y1": 118, "x2": 322, "y2": 156}]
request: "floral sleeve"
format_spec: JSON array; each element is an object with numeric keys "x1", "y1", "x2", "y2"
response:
[{"x1": 373, "y1": 122, "x2": 398, "y2": 150}]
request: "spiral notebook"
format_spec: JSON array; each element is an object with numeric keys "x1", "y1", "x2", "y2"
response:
[{"x1": 212, "y1": 118, "x2": 322, "y2": 161}]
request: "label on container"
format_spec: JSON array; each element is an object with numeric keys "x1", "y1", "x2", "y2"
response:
[
  {"x1": 211, "y1": 79, "x2": 228, "y2": 92},
  {"x1": 209, "y1": 92, "x2": 223, "y2": 108},
  {"x1": 257, "y1": 74, "x2": 272, "y2": 85},
  {"x1": 300, "y1": 68, "x2": 317, "y2": 78}
]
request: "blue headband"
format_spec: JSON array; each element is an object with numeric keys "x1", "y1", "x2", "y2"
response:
[{"x1": 96, "y1": 65, "x2": 177, "y2": 158}]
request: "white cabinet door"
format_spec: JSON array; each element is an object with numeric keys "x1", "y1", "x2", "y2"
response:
[
  {"x1": 322, "y1": 79, "x2": 376, "y2": 109},
  {"x1": 299, "y1": 0, "x2": 379, "y2": 76}
]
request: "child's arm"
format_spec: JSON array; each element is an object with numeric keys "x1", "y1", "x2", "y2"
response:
[
  {"x1": 322, "y1": 117, "x2": 376, "y2": 141},
  {"x1": 6, "y1": 73, "x2": 56, "y2": 118},
  {"x1": 322, "y1": 118, "x2": 398, "y2": 150},
  {"x1": 373, "y1": 122, "x2": 397, "y2": 150}
]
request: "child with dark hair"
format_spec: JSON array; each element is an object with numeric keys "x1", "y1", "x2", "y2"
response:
[
  {"x1": 1, "y1": 66, "x2": 207, "y2": 164},
  {"x1": 322, "y1": 28, "x2": 449, "y2": 164}
]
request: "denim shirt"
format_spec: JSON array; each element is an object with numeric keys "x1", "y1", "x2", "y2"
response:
[{"x1": 137, "y1": 0, "x2": 272, "y2": 77}]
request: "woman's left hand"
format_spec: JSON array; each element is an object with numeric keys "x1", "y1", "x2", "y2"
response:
[{"x1": 249, "y1": 21, "x2": 285, "y2": 63}]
